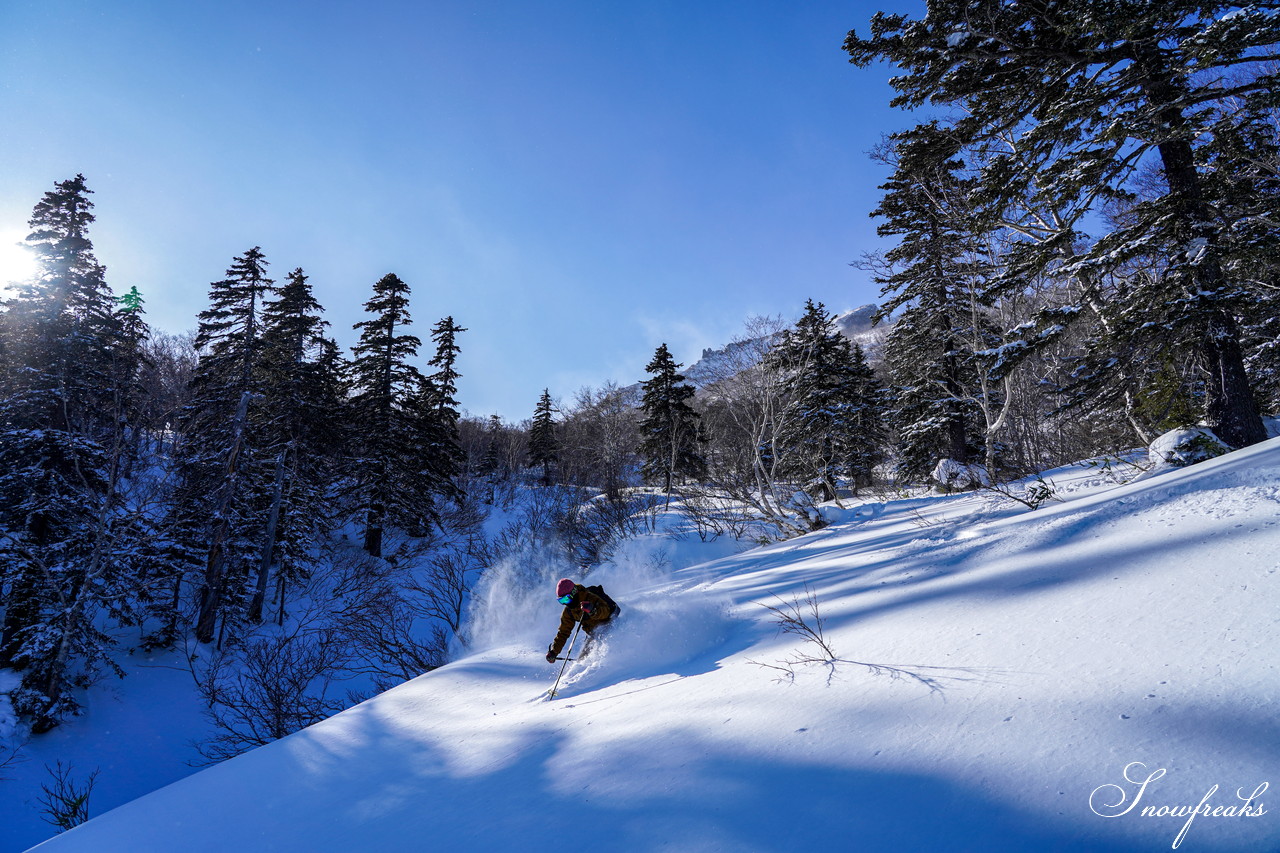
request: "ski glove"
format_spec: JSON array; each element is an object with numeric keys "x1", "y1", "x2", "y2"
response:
[
  {"x1": 581, "y1": 601, "x2": 595, "y2": 614},
  {"x1": 546, "y1": 646, "x2": 556, "y2": 664}
]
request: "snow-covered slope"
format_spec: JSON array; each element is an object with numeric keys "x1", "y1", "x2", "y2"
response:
[{"x1": 29, "y1": 441, "x2": 1280, "y2": 852}]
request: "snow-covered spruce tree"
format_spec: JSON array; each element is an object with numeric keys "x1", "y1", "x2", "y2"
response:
[
  {"x1": 868, "y1": 124, "x2": 995, "y2": 482},
  {"x1": 479, "y1": 414, "x2": 504, "y2": 480},
  {"x1": 638, "y1": 343, "x2": 706, "y2": 501},
  {"x1": 110, "y1": 285, "x2": 152, "y2": 470},
  {"x1": 0, "y1": 175, "x2": 145, "y2": 731},
  {"x1": 247, "y1": 268, "x2": 345, "y2": 623},
  {"x1": 347, "y1": 273, "x2": 431, "y2": 558},
  {"x1": 171, "y1": 247, "x2": 274, "y2": 645},
  {"x1": 845, "y1": 0, "x2": 1274, "y2": 449},
  {"x1": 0, "y1": 175, "x2": 120, "y2": 437},
  {"x1": 527, "y1": 388, "x2": 559, "y2": 486},
  {"x1": 767, "y1": 300, "x2": 889, "y2": 500},
  {"x1": 845, "y1": 341, "x2": 891, "y2": 490},
  {"x1": 415, "y1": 316, "x2": 467, "y2": 505},
  {"x1": 1198, "y1": 103, "x2": 1280, "y2": 415},
  {"x1": 1060, "y1": 98, "x2": 1280, "y2": 440}
]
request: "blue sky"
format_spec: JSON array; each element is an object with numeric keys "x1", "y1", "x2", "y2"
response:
[{"x1": 0, "y1": 1, "x2": 914, "y2": 420}]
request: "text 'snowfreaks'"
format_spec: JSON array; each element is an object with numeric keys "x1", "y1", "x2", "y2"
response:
[{"x1": 1089, "y1": 762, "x2": 1268, "y2": 849}]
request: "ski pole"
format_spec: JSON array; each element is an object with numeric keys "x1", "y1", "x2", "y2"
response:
[{"x1": 549, "y1": 621, "x2": 582, "y2": 699}]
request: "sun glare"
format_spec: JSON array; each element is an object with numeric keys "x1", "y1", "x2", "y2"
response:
[{"x1": 0, "y1": 230, "x2": 38, "y2": 292}]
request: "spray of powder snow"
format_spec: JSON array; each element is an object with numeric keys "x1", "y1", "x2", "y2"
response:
[
  {"x1": 463, "y1": 530, "x2": 684, "y2": 654},
  {"x1": 461, "y1": 533, "x2": 737, "y2": 688},
  {"x1": 461, "y1": 541, "x2": 568, "y2": 652}
]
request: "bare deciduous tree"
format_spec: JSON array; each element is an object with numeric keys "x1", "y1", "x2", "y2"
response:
[
  {"x1": 194, "y1": 630, "x2": 351, "y2": 763},
  {"x1": 697, "y1": 316, "x2": 814, "y2": 539}
]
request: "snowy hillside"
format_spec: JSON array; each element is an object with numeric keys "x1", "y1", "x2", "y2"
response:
[{"x1": 27, "y1": 440, "x2": 1280, "y2": 852}]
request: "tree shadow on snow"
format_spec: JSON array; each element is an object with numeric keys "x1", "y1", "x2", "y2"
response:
[{"x1": 263, "y1": 710, "x2": 1154, "y2": 853}]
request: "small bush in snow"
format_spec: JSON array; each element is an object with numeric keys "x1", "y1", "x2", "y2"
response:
[
  {"x1": 1148, "y1": 427, "x2": 1230, "y2": 467},
  {"x1": 37, "y1": 761, "x2": 98, "y2": 832},
  {"x1": 984, "y1": 474, "x2": 1059, "y2": 510}
]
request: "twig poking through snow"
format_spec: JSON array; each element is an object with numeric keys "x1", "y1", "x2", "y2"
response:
[
  {"x1": 37, "y1": 761, "x2": 99, "y2": 832},
  {"x1": 759, "y1": 584, "x2": 837, "y2": 662},
  {"x1": 748, "y1": 585, "x2": 992, "y2": 694}
]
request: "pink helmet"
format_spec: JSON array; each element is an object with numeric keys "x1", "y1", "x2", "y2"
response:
[{"x1": 556, "y1": 578, "x2": 575, "y2": 597}]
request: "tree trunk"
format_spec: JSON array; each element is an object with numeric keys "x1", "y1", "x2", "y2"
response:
[
  {"x1": 195, "y1": 391, "x2": 253, "y2": 644},
  {"x1": 1154, "y1": 134, "x2": 1265, "y2": 447},
  {"x1": 1201, "y1": 309, "x2": 1266, "y2": 448},
  {"x1": 364, "y1": 501, "x2": 384, "y2": 558},
  {"x1": 943, "y1": 350, "x2": 970, "y2": 465},
  {"x1": 1138, "y1": 50, "x2": 1266, "y2": 448},
  {"x1": 249, "y1": 448, "x2": 289, "y2": 622}
]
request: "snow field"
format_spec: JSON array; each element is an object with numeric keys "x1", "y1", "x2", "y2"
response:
[
  {"x1": 1, "y1": 646, "x2": 210, "y2": 852},
  {"x1": 25, "y1": 439, "x2": 1280, "y2": 852}
]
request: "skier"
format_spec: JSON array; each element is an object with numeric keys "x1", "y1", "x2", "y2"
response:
[{"x1": 545, "y1": 578, "x2": 616, "y2": 663}]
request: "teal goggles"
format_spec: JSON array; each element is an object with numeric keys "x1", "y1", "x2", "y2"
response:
[{"x1": 557, "y1": 593, "x2": 574, "y2": 605}]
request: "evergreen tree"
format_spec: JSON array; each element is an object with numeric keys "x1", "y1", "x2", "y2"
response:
[
  {"x1": 0, "y1": 175, "x2": 141, "y2": 731},
  {"x1": 845, "y1": 0, "x2": 1275, "y2": 448},
  {"x1": 638, "y1": 344, "x2": 705, "y2": 498},
  {"x1": 1200, "y1": 106, "x2": 1280, "y2": 414},
  {"x1": 173, "y1": 247, "x2": 274, "y2": 644},
  {"x1": 479, "y1": 413, "x2": 504, "y2": 479},
  {"x1": 111, "y1": 286, "x2": 152, "y2": 468},
  {"x1": 248, "y1": 268, "x2": 343, "y2": 622},
  {"x1": 527, "y1": 389, "x2": 558, "y2": 486},
  {"x1": 191, "y1": 247, "x2": 272, "y2": 396},
  {"x1": 417, "y1": 316, "x2": 467, "y2": 497},
  {"x1": 842, "y1": 341, "x2": 889, "y2": 491},
  {"x1": 257, "y1": 268, "x2": 344, "y2": 469},
  {"x1": 347, "y1": 273, "x2": 428, "y2": 557},
  {"x1": 869, "y1": 126, "x2": 994, "y2": 481},
  {"x1": 768, "y1": 301, "x2": 888, "y2": 498},
  {"x1": 0, "y1": 174, "x2": 119, "y2": 435}
]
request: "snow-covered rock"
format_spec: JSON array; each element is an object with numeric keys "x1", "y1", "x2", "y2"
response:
[
  {"x1": 1148, "y1": 426, "x2": 1230, "y2": 467},
  {"x1": 930, "y1": 457, "x2": 990, "y2": 490}
]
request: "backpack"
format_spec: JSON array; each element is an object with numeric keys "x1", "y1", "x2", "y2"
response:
[{"x1": 585, "y1": 584, "x2": 621, "y2": 618}]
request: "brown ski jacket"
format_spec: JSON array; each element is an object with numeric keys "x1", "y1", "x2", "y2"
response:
[{"x1": 548, "y1": 584, "x2": 613, "y2": 658}]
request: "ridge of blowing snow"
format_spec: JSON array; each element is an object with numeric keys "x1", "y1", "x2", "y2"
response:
[{"x1": 29, "y1": 439, "x2": 1280, "y2": 852}]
